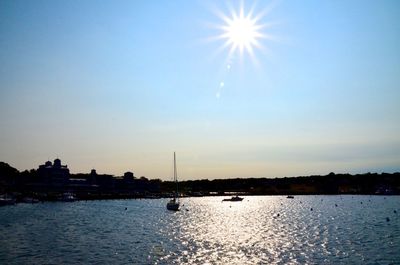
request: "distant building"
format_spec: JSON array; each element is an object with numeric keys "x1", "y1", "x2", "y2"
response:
[
  {"x1": 114, "y1": 171, "x2": 135, "y2": 194},
  {"x1": 37, "y1": 158, "x2": 70, "y2": 188},
  {"x1": 123, "y1": 171, "x2": 134, "y2": 181}
]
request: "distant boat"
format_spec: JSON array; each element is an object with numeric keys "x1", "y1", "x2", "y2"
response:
[
  {"x1": 167, "y1": 152, "x2": 180, "y2": 211},
  {"x1": 21, "y1": 197, "x2": 40, "y2": 203},
  {"x1": 59, "y1": 192, "x2": 76, "y2": 202},
  {"x1": 0, "y1": 195, "x2": 16, "y2": 206},
  {"x1": 287, "y1": 195, "x2": 295, "y2": 199},
  {"x1": 222, "y1": 195, "x2": 244, "y2": 202}
]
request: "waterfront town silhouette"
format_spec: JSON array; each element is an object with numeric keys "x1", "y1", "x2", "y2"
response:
[{"x1": 1, "y1": 158, "x2": 399, "y2": 203}]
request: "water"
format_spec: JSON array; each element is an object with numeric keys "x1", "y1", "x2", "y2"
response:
[{"x1": 0, "y1": 196, "x2": 399, "y2": 264}]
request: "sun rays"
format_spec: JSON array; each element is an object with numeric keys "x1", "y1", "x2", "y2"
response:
[
  {"x1": 220, "y1": 6, "x2": 263, "y2": 57},
  {"x1": 215, "y1": 1, "x2": 277, "y2": 59},
  {"x1": 206, "y1": 1, "x2": 279, "y2": 99}
]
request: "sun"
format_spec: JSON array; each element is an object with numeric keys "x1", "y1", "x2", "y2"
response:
[{"x1": 219, "y1": 4, "x2": 265, "y2": 57}]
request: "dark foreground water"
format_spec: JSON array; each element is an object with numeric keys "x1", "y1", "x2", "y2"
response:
[{"x1": 0, "y1": 195, "x2": 399, "y2": 264}]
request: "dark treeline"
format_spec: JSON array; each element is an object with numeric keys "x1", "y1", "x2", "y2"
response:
[
  {"x1": 1, "y1": 160, "x2": 399, "y2": 201},
  {"x1": 165, "y1": 172, "x2": 400, "y2": 196}
]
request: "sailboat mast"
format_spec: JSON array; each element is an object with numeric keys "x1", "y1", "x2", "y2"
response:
[{"x1": 174, "y1": 152, "x2": 178, "y2": 197}]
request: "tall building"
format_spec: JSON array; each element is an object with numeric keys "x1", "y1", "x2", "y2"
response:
[{"x1": 38, "y1": 158, "x2": 70, "y2": 188}]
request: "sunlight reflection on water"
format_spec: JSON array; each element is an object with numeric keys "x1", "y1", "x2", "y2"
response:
[
  {"x1": 158, "y1": 196, "x2": 399, "y2": 265},
  {"x1": 0, "y1": 196, "x2": 399, "y2": 264}
]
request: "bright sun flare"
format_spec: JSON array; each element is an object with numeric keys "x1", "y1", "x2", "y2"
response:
[{"x1": 220, "y1": 5, "x2": 264, "y2": 56}]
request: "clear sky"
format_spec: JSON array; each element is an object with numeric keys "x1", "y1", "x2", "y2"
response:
[{"x1": 1, "y1": 0, "x2": 399, "y2": 180}]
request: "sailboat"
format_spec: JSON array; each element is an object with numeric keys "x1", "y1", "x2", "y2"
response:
[{"x1": 166, "y1": 152, "x2": 180, "y2": 211}]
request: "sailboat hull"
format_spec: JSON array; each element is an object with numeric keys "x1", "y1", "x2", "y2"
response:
[{"x1": 167, "y1": 201, "x2": 180, "y2": 211}]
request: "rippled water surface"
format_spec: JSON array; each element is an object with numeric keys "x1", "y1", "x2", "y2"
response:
[{"x1": 1, "y1": 196, "x2": 399, "y2": 264}]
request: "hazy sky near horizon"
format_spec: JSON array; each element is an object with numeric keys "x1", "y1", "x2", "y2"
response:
[{"x1": 1, "y1": 0, "x2": 399, "y2": 180}]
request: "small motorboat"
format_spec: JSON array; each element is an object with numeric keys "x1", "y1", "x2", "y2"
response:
[
  {"x1": 287, "y1": 195, "x2": 295, "y2": 199},
  {"x1": 222, "y1": 195, "x2": 244, "y2": 202}
]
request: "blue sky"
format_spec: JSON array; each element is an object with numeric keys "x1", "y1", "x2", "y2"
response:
[{"x1": 1, "y1": 0, "x2": 399, "y2": 180}]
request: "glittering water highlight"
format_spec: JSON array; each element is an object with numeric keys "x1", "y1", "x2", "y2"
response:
[{"x1": 0, "y1": 196, "x2": 399, "y2": 264}]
